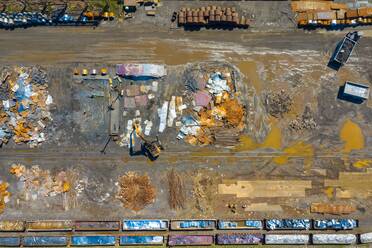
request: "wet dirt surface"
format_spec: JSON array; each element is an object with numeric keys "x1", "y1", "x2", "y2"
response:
[{"x1": 0, "y1": 23, "x2": 372, "y2": 232}]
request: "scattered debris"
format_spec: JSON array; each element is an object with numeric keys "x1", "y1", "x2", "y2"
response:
[
  {"x1": 116, "y1": 172, "x2": 156, "y2": 211},
  {"x1": 311, "y1": 203, "x2": 357, "y2": 215},
  {"x1": 193, "y1": 172, "x2": 214, "y2": 214},
  {"x1": 0, "y1": 181, "x2": 10, "y2": 214},
  {"x1": 264, "y1": 90, "x2": 293, "y2": 118},
  {"x1": 167, "y1": 169, "x2": 186, "y2": 210},
  {"x1": 9, "y1": 164, "x2": 73, "y2": 201},
  {"x1": 289, "y1": 105, "x2": 317, "y2": 131},
  {"x1": 0, "y1": 66, "x2": 53, "y2": 147}
]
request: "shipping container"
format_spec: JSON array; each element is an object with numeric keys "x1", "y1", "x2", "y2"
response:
[
  {"x1": 332, "y1": 31, "x2": 362, "y2": 65},
  {"x1": 0, "y1": 237, "x2": 21, "y2": 247},
  {"x1": 343, "y1": 82, "x2": 370, "y2": 100},
  {"x1": 265, "y1": 234, "x2": 310, "y2": 245},
  {"x1": 71, "y1": 236, "x2": 116, "y2": 246},
  {"x1": 26, "y1": 221, "x2": 73, "y2": 232},
  {"x1": 119, "y1": 236, "x2": 164, "y2": 245},
  {"x1": 171, "y1": 220, "x2": 215, "y2": 231},
  {"x1": 0, "y1": 221, "x2": 25, "y2": 232},
  {"x1": 265, "y1": 219, "x2": 311, "y2": 230},
  {"x1": 23, "y1": 236, "x2": 67, "y2": 247},
  {"x1": 218, "y1": 220, "x2": 263, "y2": 230},
  {"x1": 122, "y1": 220, "x2": 168, "y2": 231},
  {"x1": 75, "y1": 221, "x2": 120, "y2": 231},
  {"x1": 168, "y1": 235, "x2": 213, "y2": 246},
  {"x1": 312, "y1": 234, "x2": 357, "y2": 244},
  {"x1": 216, "y1": 234, "x2": 263, "y2": 245}
]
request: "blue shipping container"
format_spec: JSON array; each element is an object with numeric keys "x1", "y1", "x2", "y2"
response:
[
  {"x1": 122, "y1": 220, "x2": 168, "y2": 230},
  {"x1": 23, "y1": 236, "x2": 67, "y2": 246},
  {"x1": 71, "y1": 236, "x2": 116, "y2": 246},
  {"x1": 120, "y1": 236, "x2": 163, "y2": 245},
  {"x1": 0, "y1": 237, "x2": 21, "y2": 247}
]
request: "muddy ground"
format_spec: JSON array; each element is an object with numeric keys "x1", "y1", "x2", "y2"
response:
[{"x1": 0, "y1": 2, "x2": 372, "y2": 235}]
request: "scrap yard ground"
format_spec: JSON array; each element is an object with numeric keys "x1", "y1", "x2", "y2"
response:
[{"x1": 0, "y1": 0, "x2": 372, "y2": 237}]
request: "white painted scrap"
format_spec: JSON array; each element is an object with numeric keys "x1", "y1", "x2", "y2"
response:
[
  {"x1": 360, "y1": 232, "x2": 372, "y2": 243},
  {"x1": 45, "y1": 95, "x2": 53, "y2": 105},
  {"x1": 152, "y1": 81, "x2": 158, "y2": 92},
  {"x1": 144, "y1": 120, "x2": 153, "y2": 136},
  {"x1": 167, "y1": 96, "x2": 176, "y2": 127},
  {"x1": 158, "y1": 101, "x2": 168, "y2": 133}
]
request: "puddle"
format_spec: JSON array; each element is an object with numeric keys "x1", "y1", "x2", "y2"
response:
[
  {"x1": 324, "y1": 187, "x2": 334, "y2": 199},
  {"x1": 273, "y1": 142, "x2": 314, "y2": 168},
  {"x1": 235, "y1": 125, "x2": 282, "y2": 151},
  {"x1": 353, "y1": 160, "x2": 372, "y2": 168},
  {"x1": 236, "y1": 61, "x2": 262, "y2": 93},
  {"x1": 340, "y1": 119, "x2": 365, "y2": 153}
]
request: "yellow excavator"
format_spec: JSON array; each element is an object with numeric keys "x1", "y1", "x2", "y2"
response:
[{"x1": 132, "y1": 121, "x2": 163, "y2": 159}]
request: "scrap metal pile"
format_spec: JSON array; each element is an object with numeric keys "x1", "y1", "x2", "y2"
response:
[
  {"x1": 179, "y1": 66, "x2": 245, "y2": 146},
  {"x1": 10, "y1": 164, "x2": 71, "y2": 201},
  {"x1": 116, "y1": 172, "x2": 156, "y2": 212},
  {"x1": 0, "y1": 66, "x2": 53, "y2": 147},
  {"x1": 0, "y1": 181, "x2": 10, "y2": 214},
  {"x1": 177, "y1": 6, "x2": 250, "y2": 29}
]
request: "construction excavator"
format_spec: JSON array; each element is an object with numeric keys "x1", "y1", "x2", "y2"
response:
[{"x1": 132, "y1": 121, "x2": 163, "y2": 160}]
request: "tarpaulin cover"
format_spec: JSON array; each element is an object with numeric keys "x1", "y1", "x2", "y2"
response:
[
  {"x1": 122, "y1": 220, "x2": 168, "y2": 230},
  {"x1": 71, "y1": 236, "x2": 116, "y2": 246},
  {"x1": 120, "y1": 236, "x2": 163, "y2": 245},
  {"x1": 0, "y1": 237, "x2": 21, "y2": 247},
  {"x1": 23, "y1": 236, "x2": 67, "y2": 246},
  {"x1": 116, "y1": 64, "x2": 166, "y2": 78}
]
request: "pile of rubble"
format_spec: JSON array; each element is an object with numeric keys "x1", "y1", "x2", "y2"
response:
[
  {"x1": 0, "y1": 66, "x2": 53, "y2": 147},
  {"x1": 264, "y1": 90, "x2": 293, "y2": 118},
  {"x1": 179, "y1": 66, "x2": 245, "y2": 146},
  {"x1": 116, "y1": 172, "x2": 156, "y2": 212},
  {"x1": 10, "y1": 164, "x2": 71, "y2": 201},
  {"x1": 0, "y1": 181, "x2": 10, "y2": 214},
  {"x1": 289, "y1": 105, "x2": 317, "y2": 131}
]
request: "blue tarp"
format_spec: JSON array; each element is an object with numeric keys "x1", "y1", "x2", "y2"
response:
[
  {"x1": 23, "y1": 236, "x2": 67, "y2": 246},
  {"x1": 119, "y1": 236, "x2": 163, "y2": 245},
  {"x1": 0, "y1": 237, "x2": 21, "y2": 247},
  {"x1": 71, "y1": 236, "x2": 116, "y2": 246},
  {"x1": 122, "y1": 220, "x2": 168, "y2": 230},
  {"x1": 179, "y1": 220, "x2": 214, "y2": 229}
]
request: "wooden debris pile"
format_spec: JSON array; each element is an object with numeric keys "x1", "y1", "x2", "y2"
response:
[
  {"x1": 167, "y1": 169, "x2": 186, "y2": 210},
  {"x1": 116, "y1": 172, "x2": 156, "y2": 211},
  {"x1": 264, "y1": 89, "x2": 293, "y2": 118}
]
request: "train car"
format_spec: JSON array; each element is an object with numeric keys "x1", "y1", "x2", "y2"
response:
[
  {"x1": 75, "y1": 221, "x2": 120, "y2": 231},
  {"x1": 265, "y1": 219, "x2": 311, "y2": 230},
  {"x1": 168, "y1": 235, "x2": 213, "y2": 246},
  {"x1": 216, "y1": 233, "x2": 263, "y2": 245},
  {"x1": 23, "y1": 236, "x2": 67, "y2": 247},
  {"x1": 265, "y1": 234, "x2": 310, "y2": 245},
  {"x1": 26, "y1": 220, "x2": 73, "y2": 232},
  {"x1": 0, "y1": 237, "x2": 21, "y2": 247},
  {"x1": 314, "y1": 219, "x2": 358, "y2": 230},
  {"x1": 71, "y1": 235, "x2": 116, "y2": 246},
  {"x1": 312, "y1": 234, "x2": 357, "y2": 245},
  {"x1": 170, "y1": 220, "x2": 215, "y2": 231},
  {"x1": 119, "y1": 236, "x2": 164, "y2": 245},
  {"x1": 217, "y1": 220, "x2": 263, "y2": 230},
  {"x1": 122, "y1": 220, "x2": 168, "y2": 231},
  {"x1": 332, "y1": 31, "x2": 362, "y2": 65},
  {"x1": 0, "y1": 220, "x2": 25, "y2": 232},
  {"x1": 360, "y1": 232, "x2": 372, "y2": 244}
]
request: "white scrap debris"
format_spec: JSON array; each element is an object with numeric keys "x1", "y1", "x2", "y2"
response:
[
  {"x1": 167, "y1": 96, "x2": 177, "y2": 127},
  {"x1": 152, "y1": 81, "x2": 158, "y2": 92},
  {"x1": 206, "y1": 72, "x2": 230, "y2": 94},
  {"x1": 148, "y1": 93, "x2": 155, "y2": 100},
  {"x1": 135, "y1": 110, "x2": 141, "y2": 117},
  {"x1": 45, "y1": 95, "x2": 53, "y2": 105},
  {"x1": 158, "y1": 101, "x2": 168, "y2": 133},
  {"x1": 177, "y1": 116, "x2": 200, "y2": 140},
  {"x1": 178, "y1": 104, "x2": 187, "y2": 112},
  {"x1": 144, "y1": 120, "x2": 153, "y2": 136}
]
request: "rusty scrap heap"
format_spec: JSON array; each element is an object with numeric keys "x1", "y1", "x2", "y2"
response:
[
  {"x1": 0, "y1": 181, "x2": 10, "y2": 214},
  {"x1": 10, "y1": 164, "x2": 71, "y2": 200},
  {"x1": 179, "y1": 67, "x2": 245, "y2": 146},
  {"x1": 178, "y1": 6, "x2": 250, "y2": 28},
  {"x1": 116, "y1": 172, "x2": 156, "y2": 212},
  {"x1": 0, "y1": 66, "x2": 53, "y2": 147}
]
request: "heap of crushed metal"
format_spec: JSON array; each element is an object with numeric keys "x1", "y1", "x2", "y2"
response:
[
  {"x1": 0, "y1": 66, "x2": 53, "y2": 147},
  {"x1": 180, "y1": 65, "x2": 245, "y2": 146}
]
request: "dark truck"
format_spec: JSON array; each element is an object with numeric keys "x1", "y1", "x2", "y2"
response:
[{"x1": 331, "y1": 31, "x2": 362, "y2": 66}]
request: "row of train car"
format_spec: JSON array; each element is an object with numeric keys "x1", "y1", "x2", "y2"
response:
[
  {"x1": 0, "y1": 219, "x2": 360, "y2": 232},
  {"x1": 1, "y1": 233, "x2": 372, "y2": 246}
]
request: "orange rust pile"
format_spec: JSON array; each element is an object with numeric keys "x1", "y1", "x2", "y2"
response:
[
  {"x1": 116, "y1": 172, "x2": 156, "y2": 212},
  {"x1": 0, "y1": 181, "x2": 10, "y2": 214}
]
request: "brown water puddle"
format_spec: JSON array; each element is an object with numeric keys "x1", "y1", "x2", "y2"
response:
[
  {"x1": 340, "y1": 119, "x2": 365, "y2": 153},
  {"x1": 236, "y1": 61, "x2": 262, "y2": 93},
  {"x1": 273, "y1": 142, "x2": 314, "y2": 165},
  {"x1": 352, "y1": 160, "x2": 372, "y2": 168},
  {"x1": 235, "y1": 125, "x2": 282, "y2": 152}
]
